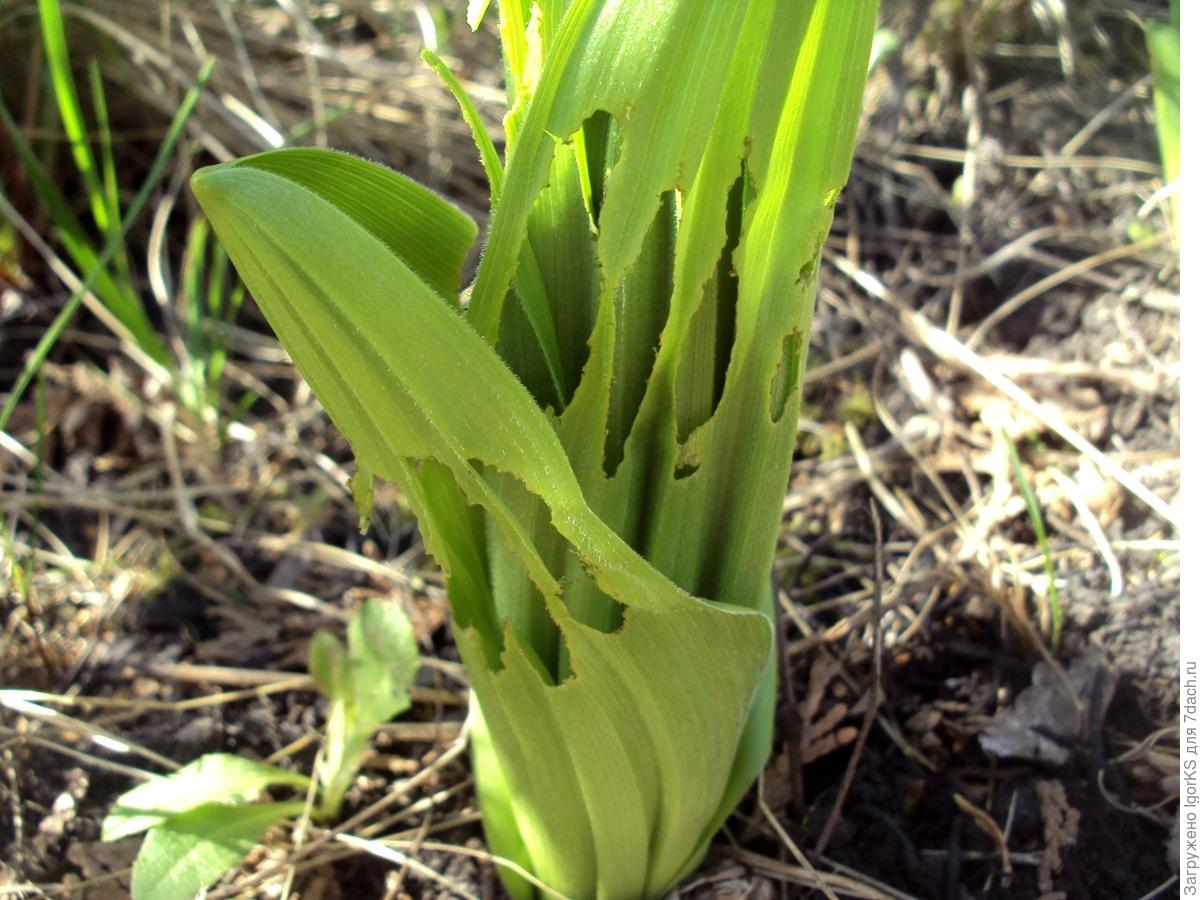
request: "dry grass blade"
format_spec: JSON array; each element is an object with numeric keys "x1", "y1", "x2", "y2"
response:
[
  {"x1": 0, "y1": 690, "x2": 179, "y2": 770},
  {"x1": 965, "y1": 232, "x2": 1170, "y2": 349},
  {"x1": 734, "y1": 849, "x2": 920, "y2": 900},
  {"x1": 1047, "y1": 467, "x2": 1123, "y2": 596},
  {"x1": 830, "y1": 254, "x2": 1178, "y2": 529},
  {"x1": 952, "y1": 793, "x2": 1012, "y2": 883},
  {"x1": 757, "y1": 777, "x2": 840, "y2": 900},
  {"x1": 338, "y1": 834, "x2": 571, "y2": 900},
  {"x1": 336, "y1": 834, "x2": 478, "y2": 900}
]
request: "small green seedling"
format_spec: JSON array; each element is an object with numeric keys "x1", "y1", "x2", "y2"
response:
[
  {"x1": 102, "y1": 599, "x2": 418, "y2": 900},
  {"x1": 309, "y1": 596, "x2": 421, "y2": 819},
  {"x1": 1002, "y1": 431, "x2": 1062, "y2": 651}
]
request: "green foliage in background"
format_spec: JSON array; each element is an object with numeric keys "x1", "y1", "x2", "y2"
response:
[
  {"x1": 1145, "y1": 0, "x2": 1179, "y2": 234},
  {"x1": 21, "y1": 0, "x2": 168, "y2": 363},
  {"x1": 0, "y1": 0, "x2": 246, "y2": 436},
  {"x1": 192, "y1": 1, "x2": 878, "y2": 896}
]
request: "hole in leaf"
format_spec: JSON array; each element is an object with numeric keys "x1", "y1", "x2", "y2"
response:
[
  {"x1": 578, "y1": 110, "x2": 618, "y2": 230},
  {"x1": 496, "y1": 288, "x2": 562, "y2": 410},
  {"x1": 674, "y1": 168, "x2": 746, "y2": 443},
  {"x1": 673, "y1": 462, "x2": 699, "y2": 479},
  {"x1": 454, "y1": 463, "x2": 629, "y2": 685},
  {"x1": 502, "y1": 139, "x2": 603, "y2": 411},
  {"x1": 769, "y1": 328, "x2": 805, "y2": 423},
  {"x1": 601, "y1": 189, "x2": 676, "y2": 476}
]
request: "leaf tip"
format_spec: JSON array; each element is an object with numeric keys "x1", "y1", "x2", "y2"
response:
[{"x1": 189, "y1": 163, "x2": 225, "y2": 212}]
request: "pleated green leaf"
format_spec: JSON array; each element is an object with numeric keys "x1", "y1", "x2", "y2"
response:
[
  {"x1": 192, "y1": 149, "x2": 772, "y2": 898},
  {"x1": 218, "y1": 148, "x2": 476, "y2": 304},
  {"x1": 193, "y1": 0, "x2": 878, "y2": 894}
]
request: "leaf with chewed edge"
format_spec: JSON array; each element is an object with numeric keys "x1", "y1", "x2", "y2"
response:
[
  {"x1": 192, "y1": 146, "x2": 771, "y2": 899},
  {"x1": 192, "y1": 0, "x2": 877, "y2": 888}
]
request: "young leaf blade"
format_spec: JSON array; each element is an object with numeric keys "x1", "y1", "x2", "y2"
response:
[
  {"x1": 309, "y1": 628, "x2": 348, "y2": 700},
  {"x1": 130, "y1": 801, "x2": 302, "y2": 900},
  {"x1": 346, "y1": 598, "x2": 419, "y2": 726},
  {"x1": 224, "y1": 148, "x2": 476, "y2": 303},
  {"x1": 103, "y1": 754, "x2": 308, "y2": 842}
]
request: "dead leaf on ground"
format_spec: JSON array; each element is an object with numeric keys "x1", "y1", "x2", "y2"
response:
[{"x1": 980, "y1": 649, "x2": 1114, "y2": 765}]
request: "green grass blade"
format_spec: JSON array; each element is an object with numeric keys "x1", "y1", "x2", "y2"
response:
[
  {"x1": 0, "y1": 94, "x2": 89, "y2": 240},
  {"x1": 1146, "y1": 9, "x2": 1179, "y2": 232},
  {"x1": 203, "y1": 235, "x2": 236, "y2": 394},
  {"x1": 176, "y1": 216, "x2": 210, "y2": 415},
  {"x1": 37, "y1": 0, "x2": 109, "y2": 235},
  {"x1": 182, "y1": 218, "x2": 209, "y2": 342},
  {"x1": 421, "y1": 48, "x2": 504, "y2": 197},
  {"x1": 57, "y1": 230, "x2": 165, "y2": 357},
  {"x1": 0, "y1": 58, "x2": 215, "y2": 433},
  {"x1": 1003, "y1": 431, "x2": 1062, "y2": 650},
  {"x1": 1147, "y1": 19, "x2": 1179, "y2": 177},
  {"x1": 87, "y1": 60, "x2": 133, "y2": 284},
  {"x1": 423, "y1": 48, "x2": 568, "y2": 406},
  {"x1": 0, "y1": 90, "x2": 167, "y2": 362}
]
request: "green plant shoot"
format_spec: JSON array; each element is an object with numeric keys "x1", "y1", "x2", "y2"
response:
[
  {"x1": 192, "y1": 2, "x2": 878, "y2": 896},
  {"x1": 1002, "y1": 431, "x2": 1062, "y2": 650},
  {"x1": 310, "y1": 596, "x2": 420, "y2": 819},
  {"x1": 101, "y1": 599, "x2": 417, "y2": 900}
]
